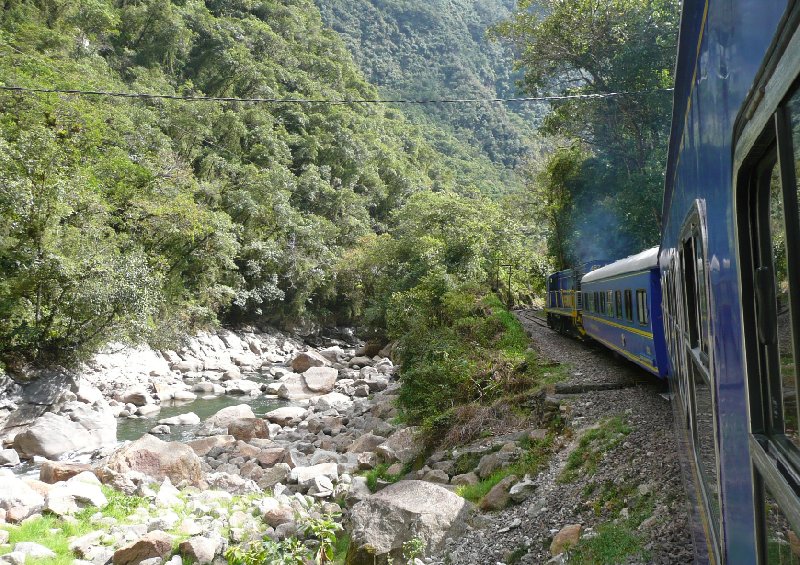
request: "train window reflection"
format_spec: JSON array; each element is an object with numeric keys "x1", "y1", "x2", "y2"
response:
[
  {"x1": 768, "y1": 159, "x2": 800, "y2": 449},
  {"x1": 692, "y1": 360, "x2": 721, "y2": 537},
  {"x1": 625, "y1": 290, "x2": 634, "y2": 321},
  {"x1": 764, "y1": 484, "x2": 800, "y2": 563},
  {"x1": 607, "y1": 290, "x2": 614, "y2": 316}
]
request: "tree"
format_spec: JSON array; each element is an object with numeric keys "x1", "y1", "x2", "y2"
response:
[{"x1": 493, "y1": 0, "x2": 679, "y2": 261}]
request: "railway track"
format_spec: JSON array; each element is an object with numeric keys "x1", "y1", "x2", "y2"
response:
[
  {"x1": 435, "y1": 308, "x2": 693, "y2": 563},
  {"x1": 515, "y1": 307, "x2": 550, "y2": 329}
]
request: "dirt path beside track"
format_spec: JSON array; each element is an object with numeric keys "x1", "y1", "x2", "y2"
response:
[{"x1": 434, "y1": 309, "x2": 694, "y2": 564}]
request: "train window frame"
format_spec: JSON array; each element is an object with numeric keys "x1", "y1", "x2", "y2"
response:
[
  {"x1": 733, "y1": 19, "x2": 800, "y2": 558},
  {"x1": 614, "y1": 290, "x2": 622, "y2": 320},
  {"x1": 624, "y1": 290, "x2": 634, "y2": 322},
  {"x1": 678, "y1": 201, "x2": 723, "y2": 551},
  {"x1": 637, "y1": 289, "x2": 649, "y2": 326},
  {"x1": 607, "y1": 290, "x2": 614, "y2": 317}
]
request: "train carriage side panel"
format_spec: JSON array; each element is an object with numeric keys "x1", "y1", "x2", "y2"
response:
[{"x1": 580, "y1": 247, "x2": 665, "y2": 377}]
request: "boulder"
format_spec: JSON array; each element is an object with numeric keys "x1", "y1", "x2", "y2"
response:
[
  {"x1": 509, "y1": 474, "x2": 537, "y2": 503},
  {"x1": 13, "y1": 406, "x2": 116, "y2": 460},
  {"x1": 0, "y1": 449, "x2": 19, "y2": 467},
  {"x1": 550, "y1": 524, "x2": 582, "y2": 556},
  {"x1": 257, "y1": 463, "x2": 290, "y2": 490},
  {"x1": 302, "y1": 367, "x2": 338, "y2": 393},
  {"x1": 289, "y1": 462, "x2": 338, "y2": 486},
  {"x1": 478, "y1": 475, "x2": 518, "y2": 511},
  {"x1": 347, "y1": 481, "x2": 473, "y2": 564},
  {"x1": 44, "y1": 472, "x2": 108, "y2": 516},
  {"x1": 227, "y1": 418, "x2": 270, "y2": 442},
  {"x1": 346, "y1": 433, "x2": 385, "y2": 454},
  {"x1": 198, "y1": 405, "x2": 255, "y2": 435},
  {"x1": 39, "y1": 461, "x2": 92, "y2": 484},
  {"x1": 476, "y1": 450, "x2": 517, "y2": 479},
  {"x1": 13, "y1": 543, "x2": 55, "y2": 560},
  {"x1": 276, "y1": 374, "x2": 315, "y2": 400},
  {"x1": 422, "y1": 469, "x2": 449, "y2": 485},
  {"x1": 450, "y1": 472, "x2": 479, "y2": 487},
  {"x1": 315, "y1": 392, "x2": 353, "y2": 412},
  {"x1": 223, "y1": 379, "x2": 260, "y2": 395},
  {"x1": 290, "y1": 351, "x2": 329, "y2": 373},
  {"x1": 348, "y1": 356, "x2": 373, "y2": 368},
  {"x1": 150, "y1": 425, "x2": 170, "y2": 435},
  {"x1": 262, "y1": 500, "x2": 295, "y2": 527},
  {"x1": 187, "y1": 435, "x2": 235, "y2": 457},
  {"x1": 113, "y1": 530, "x2": 173, "y2": 565},
  {"x1": 0, "y1": 476, "x2": 44, "y2": 519},
  {"x1": 98, "y1": 434, "x2": 204, "y2": 488},
  {"x1": 205, "y1": 473, "x2": 260, "y2": 496},
  {"x1": 265, "y1": 406, "x2": 307, "y2": 426},
  {"x1": 120, "y1": 388, "x2": 152, "y2": 407},
  {"x1": 179, "y1": 536, "x2": 221, "y2": 564},
  {"x1": 158, "y1": 412, "x2": 200, "y2": 426},
  {"x1": 376, "y1": 427, "x2": 422, "y2": 465}
]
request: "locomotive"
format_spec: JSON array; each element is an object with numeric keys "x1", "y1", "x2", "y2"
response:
[{"x1": 546, "y1": 1, "x2": 800, "y2": 562}]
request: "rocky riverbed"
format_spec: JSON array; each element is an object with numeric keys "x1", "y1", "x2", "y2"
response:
[{"x1": 0, "y1": 314, "x2": 694, "y2": 565}]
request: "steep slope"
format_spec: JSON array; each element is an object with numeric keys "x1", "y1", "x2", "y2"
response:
[
  {"x1": 316, "y1": 0, "x2": 543, "y2": 180},
  {"x1": 0, "y1": 0, "x2": 521, "y2": 364}
]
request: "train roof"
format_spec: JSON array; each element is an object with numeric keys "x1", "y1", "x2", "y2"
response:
[{"x1": 581, "y1": 246, "x2": 659, "y2": 284}]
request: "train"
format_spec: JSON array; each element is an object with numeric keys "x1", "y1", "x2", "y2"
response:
[{"x1": 545, "y1": 1, "x2": 800, "y2": 562}]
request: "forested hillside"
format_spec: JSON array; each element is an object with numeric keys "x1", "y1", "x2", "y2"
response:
[
  {"x1": 495, "y1": 0, "x2": 679, "y2": 266},
  {"x1": 0, "y1": 0, "x2": 540, "y2": 367},
  {"x1": 316, "y1": 0, "x2": 544, "y2": 194}
]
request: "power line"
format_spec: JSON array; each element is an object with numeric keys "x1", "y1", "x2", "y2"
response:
[{"x1": 0, "y1": 84, "x2": 674, "y2": 105}]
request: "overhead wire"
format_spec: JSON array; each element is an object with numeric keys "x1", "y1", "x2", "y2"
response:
[{"x1": 0, "y1": 84, "x2": 674, "y2": 105}]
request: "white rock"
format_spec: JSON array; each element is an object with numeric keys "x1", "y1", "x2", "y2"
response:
[
  {"x1": 158, "y1": 412, "x2": 201, "y2": 426},
  {"x1": 264, "y1": 407, "x2": 307, "y2": 426}
]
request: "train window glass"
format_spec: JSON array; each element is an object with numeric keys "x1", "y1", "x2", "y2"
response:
[
  {"x1": 764, "y1": 483, "x2": 800, "y2": 564},
  {"x1": 637, "y1": 289, "x2": 649, "y2": 325},
  {"x1": 594, "y1": 292, "x2": 599, "y2": 314},
  {"x1": 691, "y1": 360, "x2": 721, "y2": 535},
  {"x1": 624, "y1": 290, "x2": 633, "y2": 322},
  {"x1": 607, "y1": 290, "x2": 613, "y2": 316},
  {"x1": 615, "y1": 291, "x2": 623, "y2": 320}
]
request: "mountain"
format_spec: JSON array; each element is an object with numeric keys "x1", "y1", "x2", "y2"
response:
[{"x1": 316, "y1": 0, "x2": 545, "y2": 192}]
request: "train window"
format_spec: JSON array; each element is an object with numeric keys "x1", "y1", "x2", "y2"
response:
[
  {"x1": 736, "y1": 77, "x2": 800, "y2": 564},
  {"x1": 595, "y1": 292, "x2": 600, "y2": 314},
  {"x1": 764, "y1": 484, "x2": 800, "y2": 564},
  {"x1": 607, "y1": 290, "x2": 614, "y2": 317},
  {"x1": 614, "y1": 291, "x2": 623, "y2": 320},
  {"x1": 624, "y1": 290, "x2": 633, "y2": 322},
  {"x1": 637, "y1": 289, "x2": 649, "y2": 325}
]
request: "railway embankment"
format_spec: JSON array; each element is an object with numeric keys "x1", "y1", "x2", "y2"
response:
[{"x1": 432, "y1": 310, "x2": 694, "y2": 564}]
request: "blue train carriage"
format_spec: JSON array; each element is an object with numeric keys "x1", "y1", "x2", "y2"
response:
[
  {"x1": 545, "y1": 260, "x2": 607, "y2": 337},
  {"x1": 662, "y1": 0, "x2": 798, "y2": 563},
  {"x1": 579, "y1": 247, "x2": 669, "y2": 378}
]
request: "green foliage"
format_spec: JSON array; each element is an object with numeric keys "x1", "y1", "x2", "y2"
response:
[
  {"x1": 302, "y1": 514, "x2": 342, "y2": 564},
  {"x1": 364, "y1": 462, "x2": 409, "y2": 493},
  {"x1": 225, "y1": 538, "x2": 309, "y2": 565},
  {"x1": 559, "y1": 416, "x2": 632, "y2": 483},
  {"x1": 494, "y1": 0, "x2": 680, "y2": 266},
  {"x1": 0, "y1": 0, "x2": 549, "y2": 366},
  {"x1": 457, "y1": 434, "x2": 553, "y2": 503},
  {"x1": 316, "y1": 0, "x2": 546, "y2": 192},
  {"x1": 568, "y1": 521, "x2": 648, "y2": 564},
  {"x1": 98, "y1": 487, "x2": 147, "y2": 521},
  {"x1": 0, "y1": 514, "x2": 94, "y2": 565}
]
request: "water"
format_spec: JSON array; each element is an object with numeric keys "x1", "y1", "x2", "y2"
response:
[{"x1": 116, "y1": 393, "x2": 288, "y2": 442}]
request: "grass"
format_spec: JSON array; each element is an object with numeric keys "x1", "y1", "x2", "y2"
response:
[
  {"x1": 364, "y1": 463, "x2": 410, "y2": 493},
  {"x1": 568, "y1": 522, "x2": 649, "y2": 564},
  {"x1": 457, "y1": 434, "x2": 554, "y2": 504},
  {"x1": 0, "y1": 514, "x2": 94, "y2": 565},
  {"x1": 0, "y1": 487, "x2": 163, "y2": 565},
  {"x1": 558, "y1": 416, "x2": 631, "y2": 483}
]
